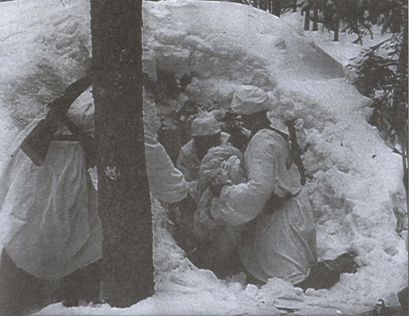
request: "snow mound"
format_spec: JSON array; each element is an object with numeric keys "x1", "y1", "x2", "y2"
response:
[
  {"x1": 0, "y1": 0, "x2": 90, "y2": 129},
  {"x1": 143, "y1": 2, "x2": 407, "y2": 311},
  {"x1": 0, "y1": 0, "x2": 406, "y2": 315}
]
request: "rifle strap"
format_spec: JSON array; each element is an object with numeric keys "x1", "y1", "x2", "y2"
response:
[
  {"x1": 266, "y1": 124, "x2": 306, "y2": 185},
  {"x1": 265, "y1": 126, "x2": 295, "y2": 170},
  {"x1": 267, "y1": 126, "x2": 289, "y2": 140},
  {"x1": 286, "y1": 129, "x2": 296, "y2": 170},
  {"x1": 60, "y1": 116, "x2": 82, "y2": 136}
]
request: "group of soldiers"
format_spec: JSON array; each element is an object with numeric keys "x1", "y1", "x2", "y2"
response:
[
  {"x1": 1, "y1": 75, "x2": 398, "y2": 315},
  {"x1": 170, "y1": 84, "x2": 358, "y2": 289}
]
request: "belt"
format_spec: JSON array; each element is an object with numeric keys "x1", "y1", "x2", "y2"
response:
[{"x1": 263, "y1": 190, "x2": 300, "y2": 214}]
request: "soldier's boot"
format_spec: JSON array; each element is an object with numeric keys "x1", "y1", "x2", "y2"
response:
[
  {"x1": 398, "y1": 286, "x2": 408, "y2": 315},
  {"x1": 57, "y1": 259, "x2": 101, "y2": 307},
  {"x1": 0, "y1": 250, "x2": 49, "y2": 316},
  {"x1": 296, "y1": 251, "x2": 358, "y2": 290}
]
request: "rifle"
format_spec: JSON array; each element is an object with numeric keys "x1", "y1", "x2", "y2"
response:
[
  {"x1": 59, "y1": 115, "x2": 97, "y2": 169},
  {"x1": 20, "y1": 75, "x2": 93, "y2": 166},
  {"x1": 287, "y1": 120, "x2": 306, "y2": 185}
]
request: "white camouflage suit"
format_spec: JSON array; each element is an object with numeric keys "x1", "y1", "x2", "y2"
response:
[
  {"x1": 212, "y1": 84, "x2": 317, "y2": 284},
  {"x1": 0, "y1": 88, "x2": 187, "y2": 281},
  {"x1": 213, "y1": 127, "x2": 317, "y2": 284}
]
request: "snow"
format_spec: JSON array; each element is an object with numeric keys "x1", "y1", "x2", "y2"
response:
[
  {"x1": 0, "y1": 0, "x2": 90, "y2": 129},
  {"x1": 0, "y1": 0, "x2": 406, "y2": 315},
  {"x1": 280, "y1": 11, "x2": 392, "y2": 67}
]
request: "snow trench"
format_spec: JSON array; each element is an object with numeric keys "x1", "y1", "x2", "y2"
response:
[{"x1": 0, "y1": 0, "x2": 406, "y2": 314}]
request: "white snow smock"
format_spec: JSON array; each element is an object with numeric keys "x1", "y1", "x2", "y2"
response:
[
  {"x1": 0, "y1": 91, "x2": 101, "y2": 281},
  {"x1": 145, "y1": 131, "x2": 188, "y2": 204},
  {"x1": 214, "y1": 128, "x2": 317, "y2": 284},
  {"x1": 0, "y1": 89, "x2": 187, "y2": 281}
]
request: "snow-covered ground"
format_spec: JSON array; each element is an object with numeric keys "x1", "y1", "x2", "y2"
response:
[
  {"x1": 280, "y1": 10, "x2": 391, "y2": 67},
  {"x1": 0, "y1": 0, "x2": 406, "y2": 315}
]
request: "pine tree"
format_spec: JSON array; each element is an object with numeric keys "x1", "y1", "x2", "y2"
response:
[
  {"x1": 333, "y1": 12, "x2": 340, "y2": 41},
  {"x1": 346, "y1": 1, "x2": 408, "y2": 187},
  {"x1": 304, "y1": 0, "x2": 311, "y2": 30},
  {"x1": 393, "y1": 21, "x2": 408, "y2": 178},
  {"x1": 312, "y1": 6, "x2": 319, "y2": 31},
  {"x1": 90, "y1": 0, "x2": 154, "y2": 307},
  {"x1": 272, "y1": 0, "x2": 282, "y2": 16}
]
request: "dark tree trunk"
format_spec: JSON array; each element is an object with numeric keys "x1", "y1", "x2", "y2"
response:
[
  {"x1": 333, "y1": 15, "x2": 340, "y2": 41},
  {"x1": 313, "y1": 7, "x2": 319, "y2": 31},
  {"x1": 90, "y1": 0, "x2": 154, "y2": 308},
  {"x1": 393, "y1": 22, "x2": 408, "y2": 190},
  {"x1": 272, "y1": 0, "x2": 281, "y2": 16},
  {"x1": 304, "y1": 6, "x2": 310, "y2": 30}
]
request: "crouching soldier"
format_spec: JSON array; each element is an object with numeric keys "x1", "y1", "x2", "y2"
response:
[
  {"x1": 211, "y1": 85, "x2": 357, "y2": 289},
  {"x1": 176, "y1": 115, "x2": 229, "y2": 202}
]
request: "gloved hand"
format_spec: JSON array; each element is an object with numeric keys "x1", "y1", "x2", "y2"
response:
[
  {"x1": 209, "y1": 168, "x2": 232, "y2": 196},
  {"x1": 177, "y1": 192, "x2": 197, "y2": 212}
]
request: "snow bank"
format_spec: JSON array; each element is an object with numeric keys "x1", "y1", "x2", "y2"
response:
[
  {"x1": 0, "y1": 0, "x2": 406, "y2": 315},
  {"x1": 142, "y1": 3, "x2": 407, "y2": 312},
  {"x1": 0, "y1": 0, "x2": 90, "y2": 129},
  {"x1": 280, "y1": 11, "x2": 392, "y2": 67}
]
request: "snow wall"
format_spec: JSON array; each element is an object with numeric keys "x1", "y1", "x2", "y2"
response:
[{"x1": 0, "y1": 0, "x2": 407, "y2": 315}]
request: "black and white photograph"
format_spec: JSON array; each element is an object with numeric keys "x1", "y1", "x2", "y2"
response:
[{"x1": 0, "y1": 0, "x2": 407, "y2": 315}]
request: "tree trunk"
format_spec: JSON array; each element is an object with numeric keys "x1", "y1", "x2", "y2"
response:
[
  {"x1": 333, "y1": 15, "x2": 340, "y2": 41},
  {"x1": 90, "y1": 0, "x2": 154, "y2": 307},
  {"x1": 398, "y1": 22, "x2": 408, "y2": 154},
  {"x1": 393, "y1": 22, "x2": 408, "y2": 193},
  {"x1": 272, "y1": 0, "x2": 281, "y2": 17},
  {"x1": 312, "y1": 7, "x2": 319, "y2": 31},
  {"x1": 304, "y1": 6, "x2": 310, "y2": 30}
]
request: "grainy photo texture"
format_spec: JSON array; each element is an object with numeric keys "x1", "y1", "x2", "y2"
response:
[{"x1": 0, "y1": 0, "x2": 407, "y2": 315}]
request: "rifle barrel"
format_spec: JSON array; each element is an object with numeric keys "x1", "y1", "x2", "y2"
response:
[{"x1": 287, "y1": 121, "x2": 306, "y2": 185}]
